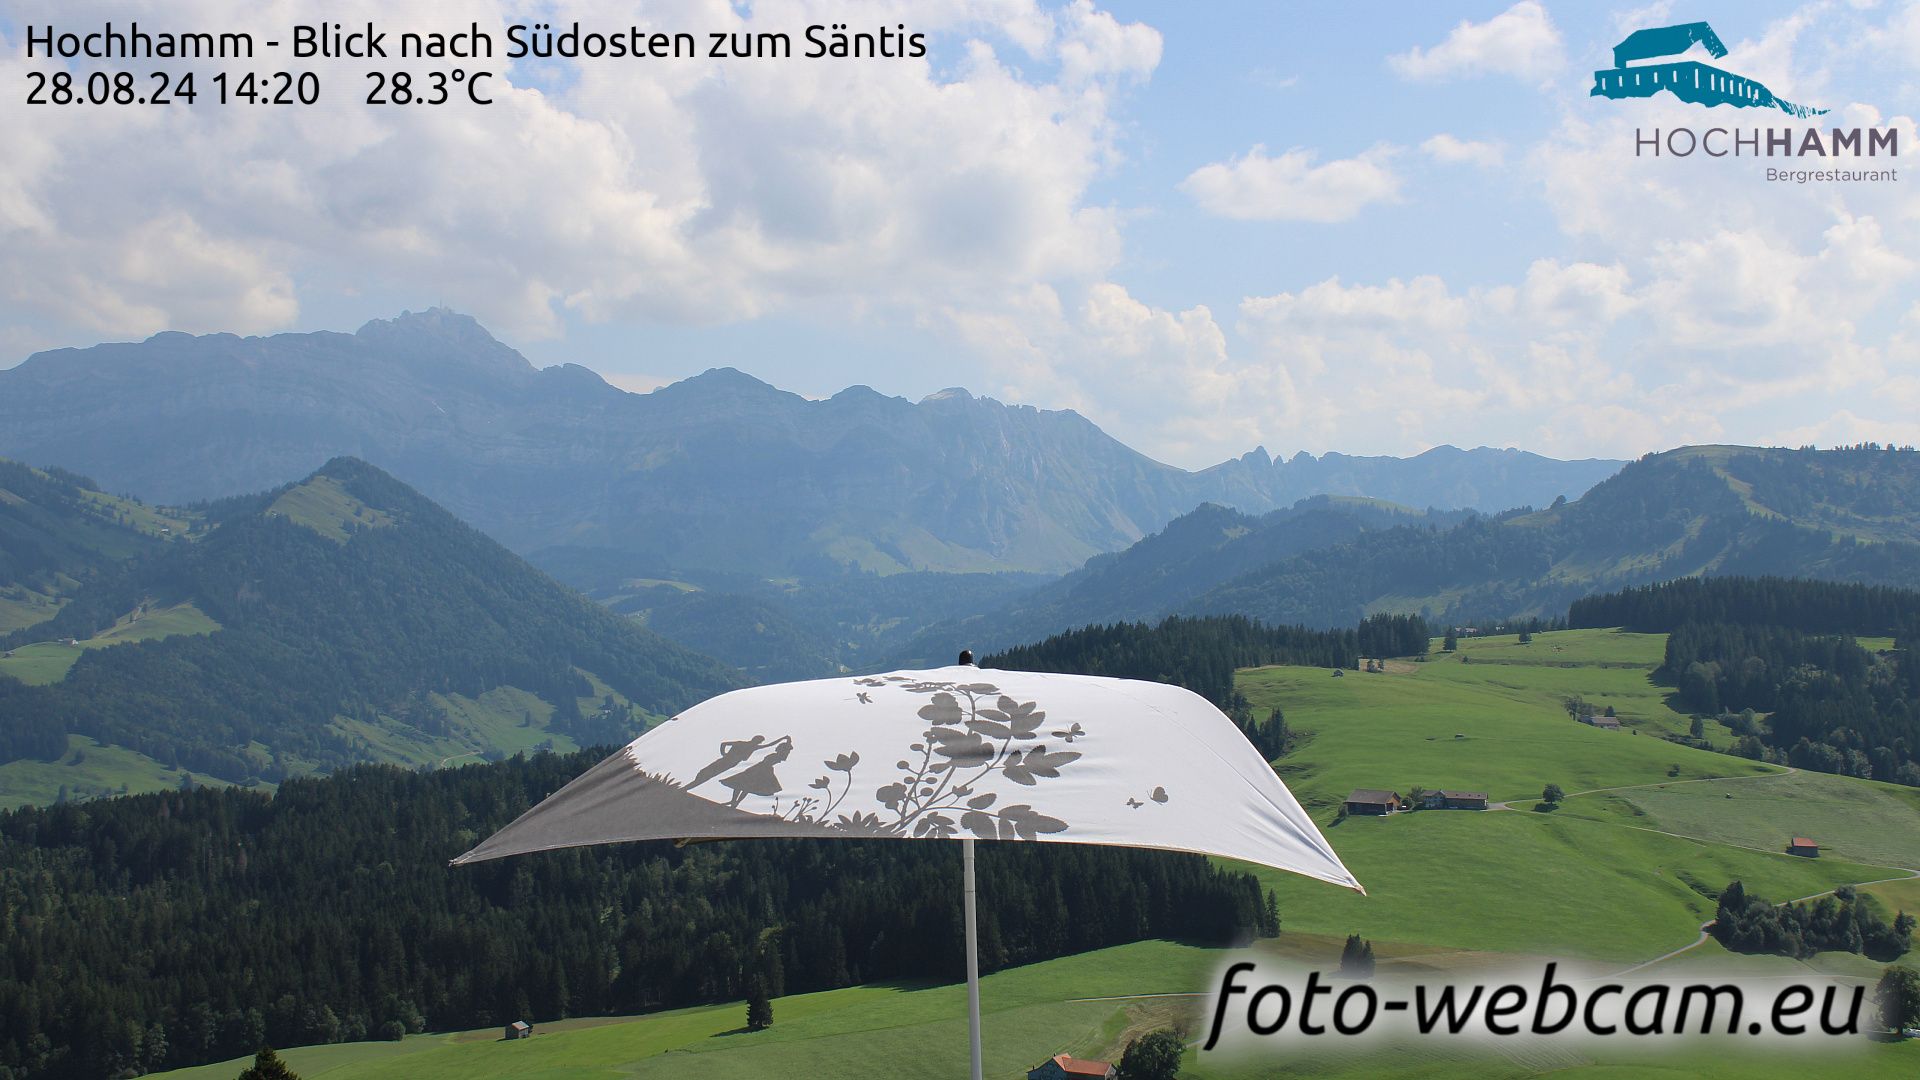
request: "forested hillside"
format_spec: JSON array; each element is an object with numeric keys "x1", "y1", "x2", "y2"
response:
[
  {"x1": 898, "y1": 498, "x2": 1466, "y2": 664},
  {"x1": 1185, "y1": 446, "x2": 1920, "y2": 628},
  {"x1": 1573, "y1": 576, "x2": 1920, "y2": 788},
  {"x1": 0, "y1": 461, "x2": 187, "y2": 634},
  {"x1": 984, "y1": 613, "x2": 1429, "y2": 708},
  {"x1": 0, "y1": 459, "x2": 739, "y2": 788},
  {"x1": 0, "y1": 752, "x2": 1274, "y2": 1080},
  {"x1": 555, "y1": 561, "x2": 1050, "y2": 682}
]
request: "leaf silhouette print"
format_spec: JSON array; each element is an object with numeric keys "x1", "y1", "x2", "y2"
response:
[
  {"x1": 1002, "y1": 745, "x2": 1080, "y2": 785},
  {"x1": 918, "y1": 692, "x2": 965, "y2": 726},
  {"x1": 999, "y1": 804, "x2": 1068, "y2": 840}
]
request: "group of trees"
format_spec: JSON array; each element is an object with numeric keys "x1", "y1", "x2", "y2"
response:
[
  {"x1": 1569, "y1": 576, "x2": 1920, "y2": 638},
  {"x1": 0, "y1": 750, "x2": 1280, "y2": 1080},
  {"x1": 1572, "y1": 577, "x2": 1920, "y2": 787},
  {"x1": 1338, "y1": 934, "x2": 1377, "y2": 977},
  {"x1": 1713, "y1": 881, "x2": 1914, "y2": 960},
  {"x1": 985, "y1": 613, "x2": 1430, "y2": 713}
]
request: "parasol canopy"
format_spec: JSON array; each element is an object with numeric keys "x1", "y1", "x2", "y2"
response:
[{"x1": 456, "y1": 665, "x2": 1361, "y2": 893}]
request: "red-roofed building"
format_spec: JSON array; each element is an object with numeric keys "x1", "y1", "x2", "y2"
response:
[
  {"x1": 1028, "y1": 1053, "x2": 1118, "y2": 1080},
  {"x1": 1788, "y1": 837, "x2": 1819, "y2": 857}
]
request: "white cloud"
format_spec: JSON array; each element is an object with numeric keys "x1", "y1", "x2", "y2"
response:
[
  {"x1": 1515, "y1": 259, "x2": 1637, "y2": 325},
  {"x1": 1421, "y1": 133, "x2": 1506, "y2": 167},
  {"x1": 1179, "y1": 145, "x2": 1401, "y2": 223},
  {"x1": 0, "y1": 0, "x2": 1161, "y2": 343},
  {"x1": 1611, "y1": 2, "x2": 1675, "y2": 36},
  {"x1": 1388, "y1": 1, "x2": 1565, "y2": 83},
  {"x1": 937, "y1": 280, "x2": 1261, "y2": 465}
]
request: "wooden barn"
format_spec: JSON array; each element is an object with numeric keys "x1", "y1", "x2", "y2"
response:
[
  {"x1": 1343, "y1": 789, "x2": 1403, "y2": 815},
  {"x1": 1423, "y1": 789, "x2": 1489, "y2": 810}
]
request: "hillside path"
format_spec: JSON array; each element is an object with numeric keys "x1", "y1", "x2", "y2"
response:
[
  {"x1": 1485, "y1": 766, "x2": 1800, "y2": 811},
  {"x1": 1614, "y1": 867, "x2": 1920, "y2": 977}
]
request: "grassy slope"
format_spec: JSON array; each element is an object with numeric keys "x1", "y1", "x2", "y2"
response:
[
  {"x1": 1560, "y1": 770, "x2": 1920, "y2": 871},
  {"x1": 143, "y1": 629, "x2": 1920, "y2": 1079},
  {"x1": 149, "y1": 935, "x2": 1920, "y2": 1080},
  {"x1": 0, "y1": 600, "x2": 220, "y2": 684},
  {"x1": 265, "y1": 474, "x2": 395, "y2": 542},
  {"x1": 329, "y1": 685, "x2": 591, "y2": 772},
  {"x1": 0, "y1": 734, "x2": 250, "y2": 808}
]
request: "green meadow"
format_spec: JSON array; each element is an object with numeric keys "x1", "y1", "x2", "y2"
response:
[
  {"x1": 0, "y1": 734, "x2": 251, "y2": 808},
  {"x1": 266, "y1": 474, "x2": 397, "y2": 542},
  {"x1": 147, "y1": 629, "x2": 1920, "y2": 1079},
  {"x1": 0, "y1": 600, "x2": 220, "y2": 684},
  {"x1": 151, "y1": 937, "x2": 1920, "y2": 1080},
  {"x1": 1561, "y1": 769, "x2": 1920, "y2": 871}
]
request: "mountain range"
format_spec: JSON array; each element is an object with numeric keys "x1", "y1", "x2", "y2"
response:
[
  {"x1": 891, "y1": 444, "x2": 1920, "y2": 663},
  {"x1": 0, "y1": 309, "x2": 1624, "y2": 577},
  {"x1": 1185, "y1": 444, "x2": 1920, "y2": 626}
]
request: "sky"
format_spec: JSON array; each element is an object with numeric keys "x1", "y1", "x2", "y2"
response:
[{"x1": 1, "y1": 0, "x2": 1917, "y2": 468}]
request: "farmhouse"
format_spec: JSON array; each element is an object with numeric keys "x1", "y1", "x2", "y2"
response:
[
  {"x1": 1423, "y1": 789, "x2": 1488, "y2": 810},
  {"x1": 1587, "y1": 715, "x2": 1622, "y2": 730},
  {"x1": 1028, "y1": 1053, "x2": 1117, "y2": 1080},
  {"x1": 1344, "y1": 789, "x2": 1402, "y2": 815},
  {"x1": 505, "y1": 1019, "x2": 531, "y2": 1039},
  {"x1": 1787, "y1": 837, "x2": 1819, "y2": 858}
]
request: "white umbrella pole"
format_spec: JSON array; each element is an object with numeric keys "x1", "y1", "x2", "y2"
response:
[{"x1": 963, "y1": 837, "x2": 984, "y2": 1080}]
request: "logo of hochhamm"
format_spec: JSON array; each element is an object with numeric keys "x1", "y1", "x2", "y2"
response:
[
  {"x1": 1591, "y1": 19, "x2": 1897, "y2": 182},
  {"x1": 1591, "y1": 21, "x2": 1824, "y2": 118}
]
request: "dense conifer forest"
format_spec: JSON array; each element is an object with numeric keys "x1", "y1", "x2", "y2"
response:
[
  {"x1": 1714, "y1": 880, "x2": 1913, "y2": 960},
  {"x1": 983, "y1": 613, "x2": 1431, "y2": 709},
  {"x1": 0, "y1": 751, "x2": 1275, "y2": 1080},
  {"x1": 1571, "y1": 577, "x2": 1920, "y2": 786}
]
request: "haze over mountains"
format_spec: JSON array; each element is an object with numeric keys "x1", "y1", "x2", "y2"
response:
[
  {"x1": 0, "y1": 309, "x2": 1623, "y2": 577},
  {"x1": 5, "y1": 312, "x2": 1920, "y2": 797}
]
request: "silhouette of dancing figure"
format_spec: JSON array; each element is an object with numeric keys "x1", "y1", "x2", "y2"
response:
[
  {"x1": 687, "y1": 735, "x2": 768, "y2": 792},
  {"x1": 722, "y1": 737, "x2": 794, "y2": 808}
]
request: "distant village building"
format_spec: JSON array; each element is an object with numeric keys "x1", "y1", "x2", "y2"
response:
[
  {"x1": 1422, "y1": 790, "x2": 1489, "y2": 811},
  {"x1": 505, "y1": 1020, "x2": 531, "y2": 1040},
  {"x1": 1787, "y1": 837, "x2": 1819, "y2": 858},
  {"x1": 1586, "y1": 715, "x2": 1622, "y2": 730},
  {"x1": 1028, "y1": 1054, "x2": 1117, "y2": 1080},
  {"x1": 1344, "y1": 789, "x2": 1403, "y2": 816}
]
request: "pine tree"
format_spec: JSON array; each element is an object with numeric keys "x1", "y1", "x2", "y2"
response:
[
  {"x1": 1339, "y1": 934, "x2": 1376, "y2": 977},
  {"x1": 746, "y1": 980, "x2": 774, "y2": 1031},
  {"x1": 1443, "y1": 627, "x2": 1458, "y2": 652},
  {"x1": 237, "y1": 1047, "x2": 302, "y2": 1080}
]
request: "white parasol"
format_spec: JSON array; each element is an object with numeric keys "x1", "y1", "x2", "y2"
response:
[{"x1": 457, "y1": 664, "x2": 1360, "y2": 1077}]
